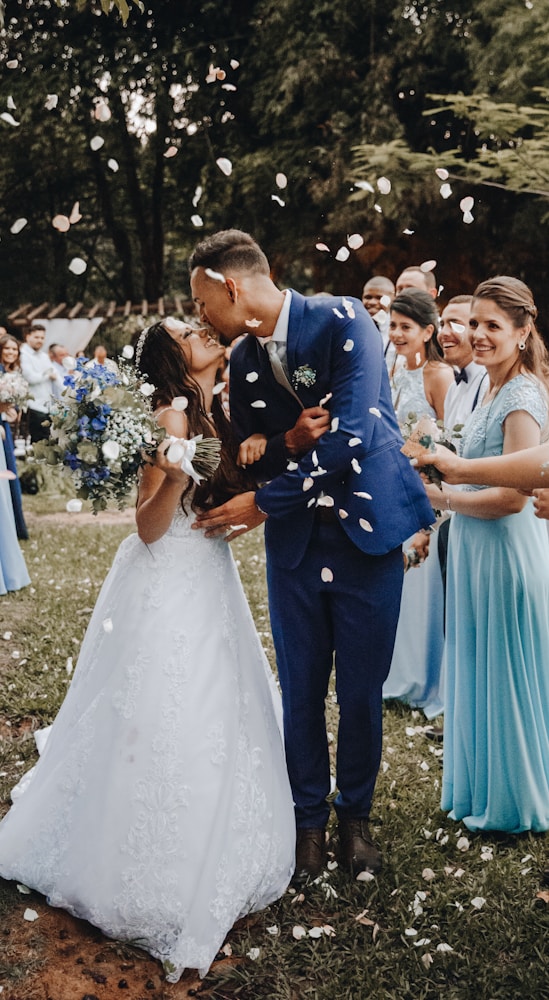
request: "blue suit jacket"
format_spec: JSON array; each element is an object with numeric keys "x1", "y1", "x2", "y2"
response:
[{"x1": 229, "y1": 291, "x2": 434, "y2": 569}]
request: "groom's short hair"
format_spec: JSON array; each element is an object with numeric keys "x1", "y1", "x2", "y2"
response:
[{"x1": 189, "y1": 229, "x2": 270, "y2": 276}]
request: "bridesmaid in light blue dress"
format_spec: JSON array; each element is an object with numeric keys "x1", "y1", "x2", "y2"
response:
[
  {"x1": 423, "y1": 277, "x2": 549, "y2": 832},
  {"x1": 0, "y1": 432, "x2": 30, "y2": 595},
  {"x1": 383, "y1": 289, "x2": 453, "y2": 718}
]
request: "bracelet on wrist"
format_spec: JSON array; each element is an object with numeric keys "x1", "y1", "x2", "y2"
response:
[{"x1": 446, "y1": 493, "x2": 452, "y2": 511}]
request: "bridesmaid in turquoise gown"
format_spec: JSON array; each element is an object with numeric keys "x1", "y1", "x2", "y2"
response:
[
  {"x1": 423, "y1": 276, "x2": 549, "y2": 833},
  {"x1": 0, "y1": 432, "x2": 30, "y2": 595}
]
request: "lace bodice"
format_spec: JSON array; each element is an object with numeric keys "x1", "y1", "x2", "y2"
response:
[
  {"x1": 391, "y1": 365, "x2": 436, "y2": 425},
  {"x1": 461, "y1": 374, "x2": 548, "y2": 458}
]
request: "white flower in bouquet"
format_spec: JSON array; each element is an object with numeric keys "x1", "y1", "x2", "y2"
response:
[{"x1": 0, "y1": 371, "x2": 32, "y2": 409}]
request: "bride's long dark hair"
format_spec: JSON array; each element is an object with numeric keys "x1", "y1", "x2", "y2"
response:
[{"x1": 136, "y1": 322, "x2": 254, "y2": 511}]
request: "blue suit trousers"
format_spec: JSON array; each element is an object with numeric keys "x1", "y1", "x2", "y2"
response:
[{"x1": 266, "y1": 518, "x2": 404, "y2": 829}]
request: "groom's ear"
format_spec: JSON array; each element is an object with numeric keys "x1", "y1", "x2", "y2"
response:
[{"x1": 225, "y1": 277, "x2": 237, "y2": 303}]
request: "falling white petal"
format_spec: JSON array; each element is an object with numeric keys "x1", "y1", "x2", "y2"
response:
[
  {"x1": 6, "y1": 60, "x2": 19, "y2": 70},
  {"x1": 212, "y1": 382, "x2": 225, "y2": 395},
  {"x1": 108, "y1": 158, "x2": 119, "y2": 172},
  {"x1": 139, "y1": 383, "x2": 155, "y2": 396},
  {"x1": 338, "y1": 508, "x2": 349, "y2": 519},
  {"x1": 349, "y1": 437, "x2": 362, "y2": 447},
  {"x1": 309, "y1": 926, "x2": 323, "y2": 939},
  {"x1": 380, "y1": 295, "x2": 392, "y2": 309},
  {"x1": 94, "y1": 101, "x2": 111, "y2": 122},
  {"x1": 321, "y1": 567, "x2": 334, "y2": 583},
  {"x1": 435, "y1": 167, "x2": 449, "y2": 180},
  {"x1": 23, "y1": 909, "x2": 39, "y2": 922},
  {"x1": 471, "y1": 897, "x2": 486, "y2": 909},
  {"x1": 420, "y1": 259, "x2": 437, "y2": 273},
  {"x1": 44, "y1": 93, "x2": 59, "y2": 110},
  {"x1": 335, "y1": 246, "x2": 350, "y2": 262},
  {"x1": 342, "y1": 297, "x2": 356, "y2": 318},
  {"x1": 354, "y1": 180, "x2": 375, "y2": 193},
  {"x1": 10, "y1": 218, "x2": 27, "y2": 234},
  {"x1": 354, "y1": 491, "x2": 372, "y2": 499},
  {"x1": 460, "y1": 196, "x2": 474, "y2": 213},
  {"x1": 171, "y1": 396, "x2": 189, "y2": 411},
  {"x1": 331, "y1": 417, "x2": 339, "y2": 432},
  {"x1": 287, "y1": 461, "x2": 298, "y2": 471},
  {"x1": 343, "y1": 339, "x2": 354, "y2": 352},
  {"x1": 192, "y1": 185, "x2": 203, "y2": 207},
  {"x1": 245, "y1": 318, "x2": 262, "y2": 328},
  {"x1": 246, "y1": 371, "x2": 259, "y2": 382},
  {"x1": 347, "y1": 233, "x2": 364, "y2": 250},
  {"x1": 7, "y1": 96, "x2": 16, "y2": 110},
  {"x1": 247, "y1": 947, "x2": 260, "y2": 960},
  {"x1": 440, "y1": 183, "x2": 452, "y2": 199},
  {"x1": 463, "y1": 211, "x2": 474, "y2": 224},
  {"x1": 0, "y1": 112, "x2": 20, "y2": 126},
  {"x1": 303, "y1": 477, "x2": 314, "y2": 491},
  {"x1": 403, "y1": 228, "x2": 415, "y2": 235},
  {"x1": 121, "y1": 344, "x2": 134, "y2": 359},
  {"x1": 251, "y1": 400, "x2": 267, "y2": 408},
  {"x1": 191, "y1": 214, "x2": 204, "y2": 227},
  {"x1": 205, "y1": 268, "x2": 225, "y2": 282},
  {"x1": 359, "y1": 518, "x2": 373, "y2": 532},
  {"x1": 351, "y1": 458, "x2": 362, "y2": 474},
  {"x1": 69, "y1": 202, "x2": 82, "y2": 224},
  {"x1": 292, "y1": 925, "x2": 307, "y2": 940},
  {"x1": 377, "y1": 176, "x2": 391, "y2": 194},
  {"x1": 68, "y1": 257, "x2": 87, "y2": 275},
  {"x1": 276, "y1": 172, "x2": 288, "y2": 189},
  {"x1": 230, "y1": 59, "x2": 240, "y2": 69},
  {"x1": 369, "y1": 406, "x2": 381, "y2": 417},
  {"x1": 102, "y1": 619, "x2": 113, "y2": 633},
  {"x1": 216, "y1": 157, "x2": 233, "y2": 176},
  {"x1": 102, "y1": 440, "x2": 120, "y2": 460},
  {"x1": 66, "y1": 499, "x2": 83, "y2": 513},
  {"x1": 356, "y1": 870, "x2": 375, "y2": 882},
  {"x1": 271, "y1": 194, "x2": 285, "y2": 206},
  {"x1": 164, "y1": 146, "x2": 178, "y2": 158},
  {"x1": 52, "y1": 215, "x2": 70, "y2": 232},
  {"x1": 90, "y1": 136, "x2": 104, "y2": 151},
  {"x1": 436, "y1": 943, "x2": 454, "y2": 953},
  {"x1": 316, "y1": 242, "x2": 331, "y2": 252},
  {"x1": 333, "y1": 308, "x2": 344, "y2": 319}
]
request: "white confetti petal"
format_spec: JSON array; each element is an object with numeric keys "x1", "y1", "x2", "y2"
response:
[
  {"x1": 10, "y1": 218, "x2": 27, "y2": 234},
  {"x1": 192, "y1": 185, "x2": 203, "y2": 207},
  {"x1": 436, "y1": 943, "x2": 454, "y2": 953},
  {"x1": 354, "y1": 491, "x2": 372, "y2": 499},
  {"x1": 359, "y1": 518, "x2": 373, "y2": 532},
  {"x1": 245, "y1": 318, "x2": 262, "y2": 328},
  {"x1": 351, "y1": 458, "x2": 362, "y2": 474},
  {"x1": 331, "y1": 417, "x2": 339, "y2": 432},
  {"x1": 349, "y1": 437, "x2": 362, "y2": 447},
  {"x1": 456, "y1": 836, "x2": 470, "y2": 852},
  {"x1": 450, "y1": 322, "x2": 465, "y2": 334},
  {"x1": 460, "y1": 196, "x2": 474, "y2": 213},
  {"x1": 422, "y1": 868, "x2": 436, "y2": 881},
  {"x1": 403, "y1": 228, "x2": 415, "y2": 235},
  {"x1": 102, "y1": 619, "x2": 113, "y2": 633},
  {"x1": 66, "y1": 656, "x2": 73, "y2": 675},
  {"x1": 316, "y1": 242, "x2": 331, "y2": 252},
  {"x1": 230, "y1": 59, "x2": 240, "y2": 69},
  {"x1": 2, "y1": 632, "x2": 12, "y2": 640},
  {"x1": 121, "y1": 344, "x2": 134, "y2": 359},
  {"x1": 276, "y1": 172, "x2": 288, "y2": 189},
  {"x1": 462, "y1": 211, "x2": 474, "y2": 225},
  {"x1": 377, "y1": 176, "x2": 391, "y2": 194},
  {"x1": 52, "y1": 214, "x2": 70, "y2": 232},
  {"x1": 354, "y1": 180, "x2": 375, "y2": 193},
  {"x1": 321, "y1": 567, "x2": 334, "y2": 583},
  {"x1": 415, "y1": 938, "x2": 432, "y2": 947},
  {"x1": 205, "y1": 267, "x2": 225, "y2": 283},
  {"x1": 44, "y1": 94, "x2": 59, "y2": 110},
  {"x1": 343, "y1": 339, "x2": 354, "y2": 352},
  {"x1": 17, "y1": 884, "x2": 31, "y2": 893},
  {"x1": 333, "y1": 308, "x2": 345, "y2": 319},
  {"x1": 292, "y1": 925, "x2": 307, "y2": 940},
  {"x1": 347, "y1": 233, "x2": 364, "y2": 250},
  {"x1": 140, "y1": 382, "x2": 155, "y2": 396},
  {"x1": 323, "y1": 924, "x2": 336, "y2": 937},
  {"x1": 356, "y1": 871, "x2": 375, "y2": 883},
  {"x1": 342, "y1": 297, "x2": 356, "y2": 318},
  {"x1": 471, "y1": 896, "x2": 486, "y2": 909},
  {"x1": 287, "y1": 461, "x2": 299, "y2": 471},
  {"x1": 435, "y1": 167, "x2": 449, "y2": 180},
  {"x1": 7, "y1": 96, "x2": 16, "y2": 110},
  {"x1": 0, "y1": 112, "x2": 20, "y2": 127},
  {"x1": 216, "y1": 157, "x2": 233, "y2": 176},
  {"x1": 309, "y1": 926, "x2": 323, "y2": 938},
  {"x1": 369, "y1": 406, "x2": 381, "y2": 418},
  {"x1": 266, "y1": 925, "x2": 279, "y2": 935},
  {"x1": 66, "y1": 499, "x2": 83, "y2": 513},
  {"x1": 246, "y1": 371, "x2": 259, "y2": 382},
  {"x1": 420, "y1": 259, "x2": 437, "y2": 273},
  {"x1": 191, "y1": 214, "x2": 204, "y2": 227},
  {"x1": 302, "y1": 477, "x2": 314, "y2": 491},
  {"x1": 404, "y1": 927, "x2": 418, "y2": 936},
  {"x1": 90, "y1": 135, "x2": 104, "y2": 151},
  {"x1": 335, "y1": 246, "x2": 350, "y2": 262},
  {"x1": 164, "y1": 146, "x2": 178, "y2": 158},
  {"x1": 6, "y1": 60, "x2": 19, "y2": 70},
  {"x1": 23, "y1": 908, "x2": 39, "y2": 922},
  {"x1": 317, "y1": 495, "x2": 334, "y2": 507},
  {"x1": 271, "y1": 194, "x2": 285, "y2": 207},
  {"x1": 94, "y1": 101, "x2": 111, "y2": 122},
  {"x1": 440, "y1": 183, "x2": 452, "y2": 199},
  {"x1": 68, "y1": 256, "x2": 87, "y2": 275},
  {"x1": 171, "y1": 396, "x2": 189, "y2": 411},
  {"x1": 212, "y1": 382, "x2": 225, "y2": 395},
  {"x1": 250, "y1": 400, "x2": 267, "y2": 408},
  {"x1": 338, "y1": 509, "x2": 349, "y2": 518},
  {"x1": 108, "y1": 158, "x2": 119, "y2": 172},
  {"x1": 69, "y1": 202, "x2": 82, "y2": 224},
  {"x1": 247, "y1": 947, "x2": 260, "y2": 960}
]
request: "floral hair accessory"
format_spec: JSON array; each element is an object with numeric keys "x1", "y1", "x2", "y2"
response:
[{"x1": 292, "y1": 364, "x2": 317, "y2": 390}]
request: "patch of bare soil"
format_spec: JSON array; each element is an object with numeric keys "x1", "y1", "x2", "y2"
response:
[{"x1": 1, "y1": 894, "x2": 241, "y2": 1000}]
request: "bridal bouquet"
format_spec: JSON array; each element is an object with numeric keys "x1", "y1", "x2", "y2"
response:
[
  {"x1": 33, "y1": 358, "x2": 221, "y2": 513},
  {"x1": 0, "y1": 370, "x2": 32, "y2": 409}
]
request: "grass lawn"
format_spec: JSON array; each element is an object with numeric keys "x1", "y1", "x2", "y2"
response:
[{"x1": 0, "y1": 471, "x2": 548, "y2": 998}]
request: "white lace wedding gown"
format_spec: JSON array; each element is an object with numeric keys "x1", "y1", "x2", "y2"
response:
[{"x1": 0, "y1": 504, "x2": 295, "y2": 981}]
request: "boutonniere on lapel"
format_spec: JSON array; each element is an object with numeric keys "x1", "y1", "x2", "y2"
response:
[{"x1": 292, "y1": 364, "x2": 317, "y2": 390}]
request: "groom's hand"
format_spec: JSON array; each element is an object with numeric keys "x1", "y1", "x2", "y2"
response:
[
  {"x1": 192, "y1": 491, "x2": 267, "y2": 540},
  {"x1": 284, "y1": 406, "x2": 330, "y2": 457}
]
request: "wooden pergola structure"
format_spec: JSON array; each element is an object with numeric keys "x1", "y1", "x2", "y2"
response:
[{"x1": 7, "y1": 296, "x2": 194, "y2": 331}]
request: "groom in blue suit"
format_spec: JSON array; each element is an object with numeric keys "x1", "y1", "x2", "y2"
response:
[{"x1": 190, "y1": 231, "x2": 434, "y2": 881}]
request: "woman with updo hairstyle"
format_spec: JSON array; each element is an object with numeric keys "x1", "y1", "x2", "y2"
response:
[
  {"x1": 421, "y1": 275, "x2": 549, "y2": 833},
  {"x1": 383, "y1": 289, "x2": 453, "y2": 719},
  {"x1": 0, "y1": 317, "x2": 295, "y2": 980}
]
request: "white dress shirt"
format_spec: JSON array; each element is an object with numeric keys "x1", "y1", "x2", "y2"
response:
[{"x1": 20, "y1": 343, "x2": 61, "y2": 413}]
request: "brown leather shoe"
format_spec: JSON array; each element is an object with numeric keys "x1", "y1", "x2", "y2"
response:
[
  {"x1": 338, "y1": 819, "x2": 382, "y2": 876},
  {"x1": 293, "y1": 827, "x2": 326, "y2": 883}
]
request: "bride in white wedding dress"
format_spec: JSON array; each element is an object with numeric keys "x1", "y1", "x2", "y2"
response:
[{"x1": 0, "y1": 320, "x2": 295, "y2": 982}]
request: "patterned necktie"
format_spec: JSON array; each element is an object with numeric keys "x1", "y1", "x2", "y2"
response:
[
  {"x1": 454, "y1": 368, "x2": 468, "y2": 385},
  {"x1": 265, "y1": 340, "x2": 303, "y2": 408}
]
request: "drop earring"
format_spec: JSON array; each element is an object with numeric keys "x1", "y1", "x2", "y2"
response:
[{"x1": 519, "y1": 341, "x2": 526, "y2": 351}]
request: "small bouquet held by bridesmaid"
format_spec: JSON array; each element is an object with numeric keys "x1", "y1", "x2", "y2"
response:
[
  {"x1": 0, "y1": 370, "x2": 32, "y2": 410},
  {"x1": 399, "y1": 412, "x2": 457, "y2": 489},
  {"x1": 33, "y1": 357, "x2": 221, "y2": 514}
]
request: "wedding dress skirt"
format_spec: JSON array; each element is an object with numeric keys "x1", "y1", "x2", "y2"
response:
[{"x1": 0, "y1": 507, "x2": 295, "y2": 980}]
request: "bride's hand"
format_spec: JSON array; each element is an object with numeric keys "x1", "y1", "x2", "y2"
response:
[
  {"x1": 154, "y1": 438, "x2": 190, "y2": 483},
  {"x1": 413, "y1": 443, "x2": 465, "y2": 484}
]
